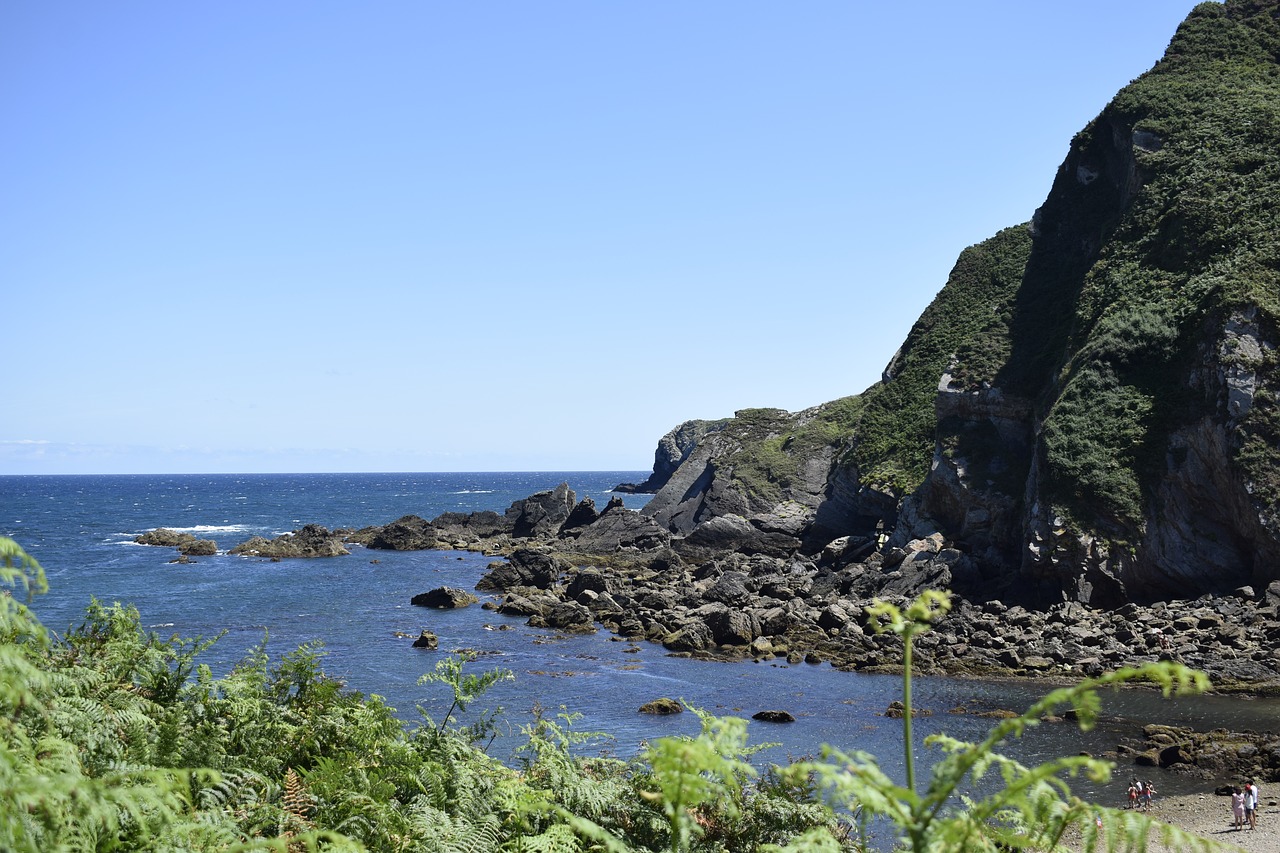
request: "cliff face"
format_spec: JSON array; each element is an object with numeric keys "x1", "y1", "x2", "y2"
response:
[{"x1": 639, "y1": 0, "x2": 1280, "y2": 605}]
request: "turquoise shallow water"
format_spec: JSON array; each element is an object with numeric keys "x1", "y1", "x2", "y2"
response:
[{"x1": 3, "y1": 472, "x2": 1276, "y2": 802}]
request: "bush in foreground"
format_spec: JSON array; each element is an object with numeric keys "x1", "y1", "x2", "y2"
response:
[{"x1": 0, "y1": 538, "x2": 1232, "y2": 851}]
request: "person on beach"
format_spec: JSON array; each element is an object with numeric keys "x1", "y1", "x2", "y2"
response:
[
  {"x1": 1141, "y1": 780, "x2": 1156, "y2": 811},
  {"x1": 1244, "y1": 780, "x2": 1259, "y2": 830},
  {"x1": 1232, "y1": 786, "x2": 1246, "y2": 830},
  {"x1": 1128, "y1": 780, "x2": 1139, "y2": 809}
]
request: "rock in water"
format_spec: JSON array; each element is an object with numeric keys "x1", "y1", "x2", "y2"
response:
[
  {"x1": 411, "y1": 587, "x2": 479, "y2": 609},
  {"x1": 752, "y1": 710, "x2": 796, "y2": 723},
  {"x1": 639, "y1": 698, "x2": 683, "y2": 715}
]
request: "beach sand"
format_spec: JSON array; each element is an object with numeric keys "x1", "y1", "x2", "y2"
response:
[{"x1": 1084, "y1": 792, "x2": 1278, "y2": 852}]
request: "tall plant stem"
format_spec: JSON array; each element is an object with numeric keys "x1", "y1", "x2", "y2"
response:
[{"x1": 902, "y1": 628, "x2": 916, "y2": 796}]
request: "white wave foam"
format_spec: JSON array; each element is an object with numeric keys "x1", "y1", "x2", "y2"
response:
[
  {"x1": 144, "y1": 524, "x2": 251, "y2": 534},
  {"x1": 452, "y1": 489, "x2": 495, "y2": 494}
]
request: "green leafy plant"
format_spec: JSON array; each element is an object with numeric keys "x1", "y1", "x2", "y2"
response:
[
  {"x1": 779, "y1": 591, "x2": 1228, "y2": 853},
  {"x1": 417, "y1": 652, "x2": 514, "y2": 744}
]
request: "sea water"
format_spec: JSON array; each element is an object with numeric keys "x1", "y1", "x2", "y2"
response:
[{"x1": 3, "y1": 472, "x2": 1277, "y2": 801}]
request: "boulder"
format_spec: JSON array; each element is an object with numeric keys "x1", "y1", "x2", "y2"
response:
[
  {"x1": 705, "y1": 571, "x2": 752, "y2": 607},
  {"x1": 560, "y1": 498, "x2": 600, "y2": 533},
  {"x1": 497, "y1": 593, "x2": 553, "y2": 617},
  {"x1": 701, "y1": 603, "x2": 758, "y2": 646},
  {"x1": 529, "y1": 601, "x2": 595, "y2": 633},
  {"x1": 412, "y1": 630, "x2": 439, "y2": 649},
  {"x1": 411, "y1": 587, "x2": 479, "y2": 609},
  {"x1": 566, "y1": 568, "x2": 612, "y2": 600},
  {"x1": 476, "y1": 549, "x2": 564, "y2": 591},
  {"x1": 752, "y1": 710, "x2": 796, "y2": 723},
  {"x1": 663, "y1": 620, "x2": 715, "y2": 653},
  {"x1": 179, "y1": 538, "x2": 218, "y2": 556},
  {"x1": 674, "y1": 514, "x2": 800, "y2": 560},
  {"x1": 360, "y1": 515, "x2": 438, "y2": 551},
  {"x1": 506, "y1": 483, "x2": 576, "y2": 538}
]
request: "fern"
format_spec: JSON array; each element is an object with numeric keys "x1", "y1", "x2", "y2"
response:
[{"x1": 785, "y1": 591, "x2": 1231, "y2": 853}]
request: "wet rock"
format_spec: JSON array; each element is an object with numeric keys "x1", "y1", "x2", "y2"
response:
[
  {"x1": 752, "y1": 710, "x2": 796, "y2": 723},
  {"x1": 412, "y1": 630, "x2": 439, "y2": 649},
  {"x1": 411, "y1": 587, "x2": 479, "y2": 609},
  {"x1": 138, "y1": 529, "x2": 218, "y2": 556}
]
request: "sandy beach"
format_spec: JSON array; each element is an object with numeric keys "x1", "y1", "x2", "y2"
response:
[{"x1": 1111, "y1": 791, "x2": 1277, "y2": 852}]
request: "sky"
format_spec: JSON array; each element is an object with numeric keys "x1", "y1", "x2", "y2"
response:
[{"x1": 1, "y1": 1, "x2": 1209, "y2": 475}]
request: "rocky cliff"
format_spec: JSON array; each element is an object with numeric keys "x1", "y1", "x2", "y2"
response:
[{"x1": 631, "y1": 0, "x2": 1280, "y2": 607}]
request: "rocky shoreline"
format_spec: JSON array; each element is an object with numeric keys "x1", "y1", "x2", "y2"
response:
[
  {"x1": 134, "y1": 483, "x2": 1280, "y2": 695},
  {"x1": 135, "y1": 482, "x2": 1280, "y2": 785}
]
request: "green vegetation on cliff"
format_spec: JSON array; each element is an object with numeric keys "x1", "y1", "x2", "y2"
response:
[
  {"x1": 727, "y1": 397, "x2": 863, "y2": 504},
  {"x1": 680, "y1": 1, "x2": 1280, "y2": 555},
  {"x1": 1036, "y1": 0, "x2": 1280, "y2": 529},
  {"x1": 849, "y1": 226, "x2": 1033, "y2": 494}
]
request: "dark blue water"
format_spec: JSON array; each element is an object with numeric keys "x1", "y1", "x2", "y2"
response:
[{"x1": 3, "y1": 472, "x2": 1275, "y2": 800}]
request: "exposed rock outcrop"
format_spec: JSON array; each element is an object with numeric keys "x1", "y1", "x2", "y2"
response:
[
  {"x1": 507, "y1": 483, "x2": 576, "y2": 538},
  {"x1": 135, "y1": 528, "x2": 218, "y2": 556},
  {"x1": 411, "y1": 587, "x2": 479, "y2": 609},
  {"x1": 353, "y1": 515, "x2": 438, "y2": 551},
  {"x1": 229, "y1": 525, "x2": 349, "y2": 558}
]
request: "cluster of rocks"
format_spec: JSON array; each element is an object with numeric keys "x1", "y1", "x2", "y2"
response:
[
  {"x1": 132, "y1": 483, "x2": 1280, "y2": 696},
  {"x1": 135, "y1": 524, "x2": 350, "y2": 560},
  {"x1": 462, "y1": 523, "x2": 1280, "y2": 693},
  {"x1": 227, "y1": 525, "x2": 350, "y2": 559},
  {"x1": 134, "y1": 528, "x2": 218, "y2": 557},
  {"x1": 1117, "y1": 723, "x2": 1280, "y2": 784}
]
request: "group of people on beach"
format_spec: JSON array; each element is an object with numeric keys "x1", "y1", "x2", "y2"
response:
[
  {"x1": 1126, "y1": 778, "x2": 1157, "y2": 811},
  {"x1": 1230, "y1": 780, "x2": 1262, "y2": 831}
]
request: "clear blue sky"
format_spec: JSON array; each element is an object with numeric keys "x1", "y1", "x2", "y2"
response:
[{"x1": 2, "y1": 1, "x2": 1206, "y2": 475}]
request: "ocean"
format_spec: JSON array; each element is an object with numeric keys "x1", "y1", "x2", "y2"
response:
[{"x1": 3, "y1": 471, "x2": 1275, "y2": 797}]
